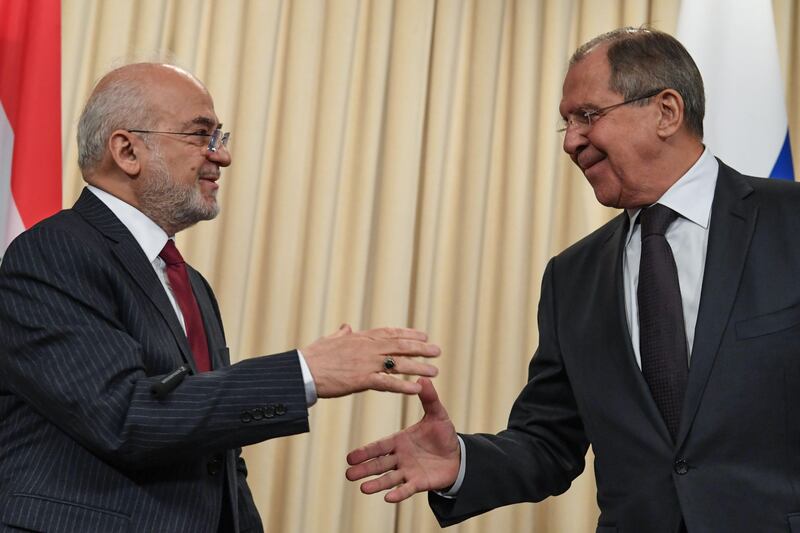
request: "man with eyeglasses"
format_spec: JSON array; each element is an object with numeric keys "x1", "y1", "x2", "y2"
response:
[
  {"x1": 0, "y1": 63, "x2": 441, "y2": 533},
  {"x1": 346, "y1": 27, "x2": 800, "y2": 533}
]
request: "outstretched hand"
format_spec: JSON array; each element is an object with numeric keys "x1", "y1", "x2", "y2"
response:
[
  {"x1": 302, "y1": 325, "x2": 441, "y2": 398},
  {"x1": 345, "y1": 378, "x2": 461, "y2": 502}
]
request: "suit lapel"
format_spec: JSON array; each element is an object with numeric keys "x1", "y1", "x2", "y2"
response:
[
  {"x1": 188, "y1": 269, "x2": 227, "y2": 370},
  {"x1": 602, "y1": 214, "x2": 641, "y2": 374},
  {"x1": 676, "y1": 162, "x2": 757, "y2": 447},
  {"x1": 73, "y1": 189, "x2": 197, "y2": 372}
]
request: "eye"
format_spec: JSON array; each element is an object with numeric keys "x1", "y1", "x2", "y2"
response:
[
  {"x1": 194, "y1": 129, "x2": 210, "y2": 136},
  {"x1": 574, "y1": 110, "x2": 595, "y2": 126}
]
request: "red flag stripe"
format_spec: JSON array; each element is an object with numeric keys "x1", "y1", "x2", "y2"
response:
[{"x1": 0, "y1": 0, "x2": 61, "y2": 230}]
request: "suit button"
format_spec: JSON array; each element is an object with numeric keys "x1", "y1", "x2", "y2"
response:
[
  {"x1": 674, "y1": 459, "x2": 689, "y2": 475},
  {"x1": 207, "y1": 455, "x2": 223, "y2": 476},
  {"x1": 275, "y1": 403, "x2": 286, "y2": 416},
  {"x1": 264, "y1": 405, "x2": 275, "y2": 418}
]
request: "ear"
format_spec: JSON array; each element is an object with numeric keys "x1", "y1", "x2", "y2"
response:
[
  {"x1": 108, "y1": 130, "x2": 142, "y2": 177},
  {"x1": 655, "y1": 89, "x2": 685, "y2": 139}
]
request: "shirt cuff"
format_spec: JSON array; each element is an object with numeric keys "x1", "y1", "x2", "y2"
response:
[
  {"x1": 296, "y1": 349, "x2": 318, "y2": 407},
  {"x1": 434, "y1": 435, "x2": 466, "y2": 499}
]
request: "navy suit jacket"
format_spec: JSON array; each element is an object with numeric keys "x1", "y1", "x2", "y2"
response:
[
  {"x1": 430, "y1": 161, "x2": 800, "y2": 532},
  {"x1": 0, "y1": 189, "x2": 309, "y2": 532}
]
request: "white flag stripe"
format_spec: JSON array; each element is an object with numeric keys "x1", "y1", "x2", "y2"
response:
[
  {"x1": 677, "y1": 0, "x2": 789, "y2": 177},
  {"x1": 3, "y1": 199, "x2": 24, "y2": 258},
  {"x1": 0, "y1": 101, "x2": 18, "y2": 259}
]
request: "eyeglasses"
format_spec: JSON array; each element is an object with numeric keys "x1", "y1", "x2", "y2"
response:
[
  {"x1": 558, "y1": 88, "x2": 666, "y2": 133},
  {"x1": 127, "y1": 126, "x2": 231, "y2": 152}
]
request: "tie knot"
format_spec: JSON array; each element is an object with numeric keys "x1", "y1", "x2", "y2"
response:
[
  {"x1": 159, "y1": 240, "x2": 185, "y2": 266},
  {"x1": 640, "y1": 204, "x2": 679, "y2": 237}
]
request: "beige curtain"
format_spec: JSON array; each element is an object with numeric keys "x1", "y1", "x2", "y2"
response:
[{"x1": 60, "y1": 1, "x2": 800, "y2": 531}]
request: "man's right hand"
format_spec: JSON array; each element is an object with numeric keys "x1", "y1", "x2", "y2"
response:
[
  {"x1": 301, "y1": 325, "x2": 441, "y2": 398},
  {"x1": 344, "y1": 377, "x2": 461, "y2": 502}
]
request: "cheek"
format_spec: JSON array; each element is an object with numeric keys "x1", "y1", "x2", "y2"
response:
[
  {"x1": 176, "y1": 161, "x2": 200, "y2": 182},
  {"x1": 166, "y1": 150, "x2": 201, "y2": 178},
  {"x1": 183, "y1": 156, "x2": 199, "y2": 174},
  {"x1": 590, "y1": 138, "x2": 630, "y2": 177}
]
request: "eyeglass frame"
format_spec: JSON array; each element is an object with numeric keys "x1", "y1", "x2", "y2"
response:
[
  {"x1": 127, "y1": 126, "x2": 230, "y2": 152},
  {"x1": 558, "y1": 88, "x2": 667, "y2": 133}
]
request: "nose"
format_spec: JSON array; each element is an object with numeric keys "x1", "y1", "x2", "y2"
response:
[
  {"x1": 207, "y1": 144, "x2": 231, "y2": 167},
  {"x1": 562, "y1": 126, "x2": 588, "y2": 158}
]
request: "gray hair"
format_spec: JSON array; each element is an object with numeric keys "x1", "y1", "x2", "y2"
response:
[
  {"x1": 76, "y1": 69, "x2": 158, "y2": 175},
  {"x1": 570, "y1": 27, "x2": 705, "y2": 138}
]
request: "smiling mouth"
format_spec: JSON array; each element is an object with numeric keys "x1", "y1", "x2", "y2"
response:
[{"x1": 579, "y1": 155, "x2": 606, "y2": 174}]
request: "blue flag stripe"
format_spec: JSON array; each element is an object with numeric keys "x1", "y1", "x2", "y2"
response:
[{"x1": 769, "y1": 130, "x2": 795, "y2": 180}]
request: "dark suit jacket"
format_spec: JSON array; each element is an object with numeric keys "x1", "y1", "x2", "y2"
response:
[
  {"x1": 0, "y1": 189, "x2": 310, "y2": 532},
  {"x1": 430, "y1": 161, "x2": 800, "y2": 532}
]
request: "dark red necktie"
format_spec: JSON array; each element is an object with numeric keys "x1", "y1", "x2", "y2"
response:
[
  {"x1": 638, "y1": 204, "x2": 688, "y2": 440},
  {"x1": 159, "y1": 240, "x2": 211, "y2": 372}
]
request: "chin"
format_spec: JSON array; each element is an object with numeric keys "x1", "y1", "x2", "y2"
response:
[
  {"x1": 207, "y1": 202, "x2": 221, "y2": 219},
  {"x1": 590, "y1": 186, "x2": 624, "y2": 208},
  {"x1": 595, "y1": 195, "x2": 620, "y2": 208},
  {"x1": 585, "y1": 171, "x2": 626, "y2": 208},
  {"x1": 585, "y1": 180, "x2": 617, "y2": 209}
]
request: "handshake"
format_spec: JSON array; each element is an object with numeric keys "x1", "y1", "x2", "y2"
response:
[{"x1": 302, "y1": 324, "x2": 461, "y2": 503}]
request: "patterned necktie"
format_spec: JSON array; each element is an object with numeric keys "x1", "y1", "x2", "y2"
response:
[
  {"x1": 159, "y1": 240, "x2": 211, "y2": 372},
  {"x1": 638, "y1": 204, "x2": 688, "y2": 439}
]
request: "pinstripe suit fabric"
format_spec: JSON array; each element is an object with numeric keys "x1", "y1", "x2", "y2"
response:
[{"x1": 0, "y1": 189, "x2": 309, "y2": 532}]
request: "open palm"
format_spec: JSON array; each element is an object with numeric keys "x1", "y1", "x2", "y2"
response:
[{"x1": 346, "y1": 378, "x2": 461, "y2": 502}]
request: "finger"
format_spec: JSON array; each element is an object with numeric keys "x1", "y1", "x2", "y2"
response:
[
  {"x1": 330, "y1": 323, "x2": 352, "y2": 338},
  {"x1": 418, "y1": 377, "x2": 450, "y2": 420},
  {"x1": 367, "y1": 374, "x2": 424, "y2": 395},
  {"x1": 386, "y1": 481, "x2": 422, "y2": 503},
  {"x1": 362, "y1": 327, "x2": 428, "y2": 341},
  {"x1": 376, "y1": 339, "x2": 441, "y2": 358},
  {"x1": 345, "y1": 453, "x2": 397, "y2": 481},
  {"x1": 380, "y1": 357, "x2": 438, "y2": 378},
  {"x1": 360, "y1": 469, "x2": 405, "y2": 495},
  {"x1": 347, "y1": 438, "x2": 396, "y2": 465}
]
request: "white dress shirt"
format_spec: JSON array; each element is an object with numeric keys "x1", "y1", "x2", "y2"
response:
[
  {"x1": 86, "y1": 186, "x2": 318, "y2": 406},
  {"x1": 444, "y1": 149, "x2": 719, "y2": 497}
]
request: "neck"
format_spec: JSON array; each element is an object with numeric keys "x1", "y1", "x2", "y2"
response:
[{"x1": 628, "y1": 137, "x2": 704, "y2": 209}]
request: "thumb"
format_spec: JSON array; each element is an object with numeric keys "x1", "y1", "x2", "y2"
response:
[
  {"x1": 418, "y1": 377, "x2": 449, "y2": 420},
  {"x1": 330, "y1": 323, "x2": 352, "y2": 338}
]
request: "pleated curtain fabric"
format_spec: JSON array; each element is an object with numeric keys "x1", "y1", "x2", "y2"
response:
[{"x1": 59, "y1": 1, "x2": 800, "y2": 531}]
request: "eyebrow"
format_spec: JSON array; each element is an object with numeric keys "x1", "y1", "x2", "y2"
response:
[
  {"x1": 180, "y1": 116, "x2": 221, "y2": 130},
  {"x1": 560, "y1": 100, "x2": 598, "y2": 116},
  {"x1": 575, "y1": 102, "x2": 601, "y2": 112}
]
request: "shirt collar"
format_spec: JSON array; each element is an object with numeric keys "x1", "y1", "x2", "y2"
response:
[
  {"x1": 87, "y1": 185, "x2": 170, "y2": 262},
  {"x1": 626, "y1": 147, "x2": 718, "y2": 230}
]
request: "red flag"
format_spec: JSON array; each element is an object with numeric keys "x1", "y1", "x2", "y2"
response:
[{"x1": 0, "y1": 0, "x2": 61, "y2": 256}]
